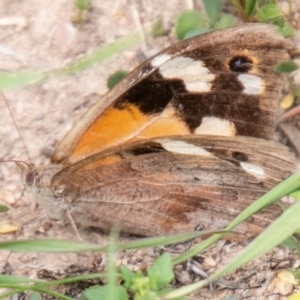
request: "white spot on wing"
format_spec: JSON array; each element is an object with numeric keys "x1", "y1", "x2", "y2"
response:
[
  {"x1": 195, "y1": 116, "x2": 236, "y2": 136},
  {"x1": 238, "y1": 74, "x2": 263, "y2": 95},
  {"x1": 240, "y1": 162, "x2": 265, "y2": 180},
  {"x1": 161, "y1": 140, "x2": 214, "y2": 157},
  {"x1": 151, "y1": 54, "x2": 172, "y2": 67},
  {"x1": 159, "y1": 56, "x2": 215, "y2": 92}
]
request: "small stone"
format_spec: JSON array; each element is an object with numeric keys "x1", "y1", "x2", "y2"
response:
[
  {"x1": 204, "y1": 257, "x2": 217, "y2": 267},
  {"x1": 268, "y1": 272, "x2": 295, "y2": 296},
  {"x1": 277, "y1": 270, "x2": 298, "y2": 285},
  {"x1": 51, "y1": 22, "x2": 78, "y2": 56}
]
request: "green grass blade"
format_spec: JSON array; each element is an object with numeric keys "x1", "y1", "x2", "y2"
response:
[{"x1": 0, "y1": 31, "x2": 142, "y2": 90}]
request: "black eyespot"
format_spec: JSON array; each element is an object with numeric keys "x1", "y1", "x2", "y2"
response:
[
  {"x1": 232, "y1": 151, "x2": 248, "y2": 162},
  {"x1": 25, "y1": 171, "x2": 36, "y2": 186},
  {"x1": 229, "y1": 56, "x2": 253, "y2": 73}
]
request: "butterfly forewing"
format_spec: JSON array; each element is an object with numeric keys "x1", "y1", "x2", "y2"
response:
[{"x1": 52, "y1": 24, "x2": 291, "y2": 165}]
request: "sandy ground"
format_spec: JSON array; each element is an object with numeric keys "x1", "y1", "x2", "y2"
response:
[{"x1": 0, "y1": 1, "x2": 300, "y2": 299}]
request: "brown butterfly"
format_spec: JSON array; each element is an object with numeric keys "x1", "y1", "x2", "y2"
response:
[{"x1": 17, "y1": 23, "x2": 293, "y2": 239}]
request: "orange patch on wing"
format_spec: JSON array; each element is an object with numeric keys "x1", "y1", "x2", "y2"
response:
[
  {"x1": 79, "y1": 155, "x2": 122, "y2": 172},
  {"x1": 137, "y1": 117, "x2": 190, "y2": 139},
  {"x1": 70, "y1": 104, "x2": 151, "y2": 161}
]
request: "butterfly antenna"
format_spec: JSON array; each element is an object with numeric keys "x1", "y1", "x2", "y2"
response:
[{"x1": 1, "y1": 90, "x2": 32, "y2": 165}]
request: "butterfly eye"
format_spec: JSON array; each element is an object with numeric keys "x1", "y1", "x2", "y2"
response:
[
  {"x1": 25, "y1": 171, "x2": 36, "y2": 186},
  {"x1": 229, "y1": 56, "x2": 253, "y2": 73},
  {"x1": 232, "y1": 151, "x2": 248, "y2": 162}
]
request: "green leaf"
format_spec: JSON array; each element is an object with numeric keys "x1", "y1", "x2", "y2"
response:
[
  {"x1": 184, "y1": 28, "x2": 211, "y2": 39},
  {"x1": 81, "y1": 285, "x2": 128, "y2": 300},
  {"x1": 215, "y1": 13, "x2": 236, "y2": 29},
  {"x1": 73, "y1": 0, "x2": 91, "y2": 11},
  {"x1": 119, "y1": 265, "x2": 136, "y2": 288},
  {"x1": 280, "y1": 235, "x2": 300, "y2": 250},
  {"x1": 147, "y1": 253, "x2": 174, "y2": 290},
  {"x1": 244, "y1": 0, "x2": 257, "y2": 16},
  {"x1": 175, "y1": 10, "x2": 207, "y2": 40},
  {"x1": 257, "y1": 4, "x2": 283, "y2": 22},
  {"x1": 152, "y1": 16, "x2": 165, "y2": 37},
  {"x1": 0, "y1": 204, "x2": 9, "y2": 213},
  {"x1": 29, "y1": 292, "x2": 42, "y2": 300},
  {"x1": 293, "y1": 269, "x2": 300, "y2": 281},
  {"x1": 203, "y1": 0, "x2": 223, "y2": 27},
  {"x1": 275, "y1": 61, "x2": 299, "y2": 73},
  {"x1": 107, "y1": 70, "x2": 128, "y2": 90},
  {"x1": 122, "y1": 270, "x2": 154, "y2": 299},
  {"x1": 277, "y1": 21, "x2": 295, "y2": 37}
]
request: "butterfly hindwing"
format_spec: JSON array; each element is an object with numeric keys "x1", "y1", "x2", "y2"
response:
[{"x1": 48, "y1": 135, "x2": 294, "y2": 239}]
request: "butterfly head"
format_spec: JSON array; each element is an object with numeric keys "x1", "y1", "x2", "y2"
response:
[{"x1": 15, "y1": 161, "x2": 39, "y2": 188}]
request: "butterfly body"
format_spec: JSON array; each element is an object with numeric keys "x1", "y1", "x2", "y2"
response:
[{"x1": 20, "y1": 24, "x2": 294, "y2": 239}]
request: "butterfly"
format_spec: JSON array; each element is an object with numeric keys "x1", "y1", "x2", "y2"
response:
[{"x1": 17, "y1": 23, "x2": 294, "y2": 240}]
